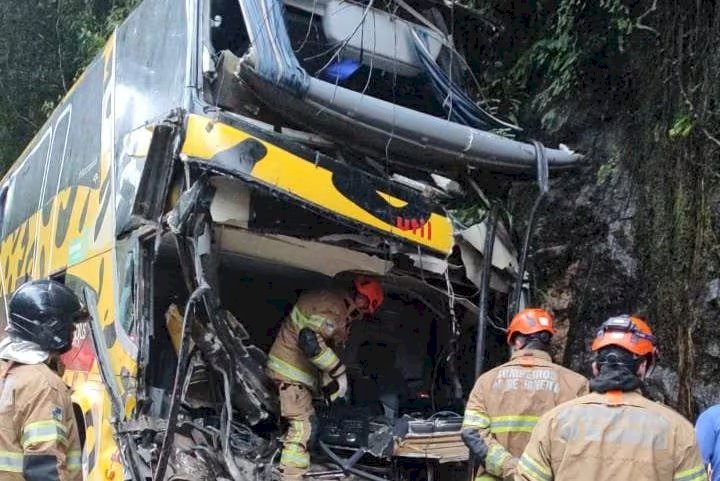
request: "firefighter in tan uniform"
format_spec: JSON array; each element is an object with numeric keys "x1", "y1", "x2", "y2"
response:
[
  {"x1": 0, "y1": 279, "x2": 86, "y2": 481},
  {"x1": 516, "y1": 315, "x2": 707, "y2": 481},
  {"x1": 462, "y1": 308, "x2": 588, "y2": 481},
  {"x1": 267, "y1": 275, "x2": 384, "y2": 480}
]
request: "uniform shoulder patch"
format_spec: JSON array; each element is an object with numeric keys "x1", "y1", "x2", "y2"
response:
[{"x1": 51, "y1": 405, "x2": 64, "y2": 422}]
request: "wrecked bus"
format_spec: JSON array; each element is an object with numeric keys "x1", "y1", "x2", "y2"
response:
[{"x1": 0, "y1": 0, "x2": 580, "y2": 479}]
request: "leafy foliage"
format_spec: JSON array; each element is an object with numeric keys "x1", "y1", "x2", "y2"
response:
[
  {"x1": 0, "y1": 0, "x2": 139, "y2": 172},
  {"x1": 504, "y1": 0, "x2": 634, "y2": 131},
  {"x1": 668, "y1": 114, "x2": 694, "y2": 139}
]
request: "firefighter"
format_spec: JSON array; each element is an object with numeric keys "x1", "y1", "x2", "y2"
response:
[
  {"x1": 462, "y1": 308, "x2": 588, "y2": 481},
  {"x1": 0, "y1": 279, "x2": 86, "y2": 481},
  {"x1": 516, "y1": 315, "x2": 707, "y2": 481},
  {"x1": 267, "y1": 275, "x2": 384, "y2": 480}
]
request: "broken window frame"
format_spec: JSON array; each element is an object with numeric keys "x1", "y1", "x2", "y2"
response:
[{"x1": 81, "y1": 285, "x2": 147, "y2": 481}]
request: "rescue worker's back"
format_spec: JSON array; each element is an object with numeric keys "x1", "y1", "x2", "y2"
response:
[
  {"x1": 462, "y1": 308, "x2": 588, "y2": 480},
  {"x1": 268, "y1": 288, "x2": 354, "y2": 388},
  {"x1": 519, "y1": 390, "x2": 705, "y2": 481},
  {"x1": 465, "y1": 349, "x2": 588, "y2": 455},
  {"x1": 0, "y1": 362, "x2": 82, "y2": 481},
  {"x1": 516, "y1": 315, "x2": 706, "y2": 481}
]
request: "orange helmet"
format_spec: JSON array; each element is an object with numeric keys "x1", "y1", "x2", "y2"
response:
[
  {"x1": 591, "y1": 315, "x2": 657, "y2": 357},
  {"x1": 354, "y1": 275, "x2": 383, "y2": 314},
  {"x1": 506, "y1": 308, "x2": 556, "y2": 345}
]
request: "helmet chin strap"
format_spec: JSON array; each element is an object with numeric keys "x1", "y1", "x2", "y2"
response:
[
  {"x1": 510, "y1": 334, "x2": 528, "y2": 351},
  {"x1": 644, "y1": 355, "x2": 657, "y2": 378},
  {"x1": 46, "y1": 356, "x2": 60, "y2": 373}
]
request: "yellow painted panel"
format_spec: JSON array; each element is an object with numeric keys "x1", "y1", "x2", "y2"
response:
[
  {"x1": 181, "y1": 114, "x2": 454, "y2": 254},
  {"x1": 65, "y1": 251, "x2": 136, "y2": 480},
  {"x1": 67, "y1": 252, "x2": 137, "y2": 381},
  {"x1": 69, "y1": 378, "x2": 121, "y2": 481}
]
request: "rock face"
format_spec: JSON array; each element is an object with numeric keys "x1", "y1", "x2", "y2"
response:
[
  {"x1": 463, "y1": 0, "x2": 720, "y2": 421},
  {"x1": 509, "y1": 124, "x2": 720, "y2": 419},
  {"x1": 512, "y1": 128, "x2": 640, "y2": 376},
  {"x1": 690, "y1": 277, "x2": 720, "y2": 411}
]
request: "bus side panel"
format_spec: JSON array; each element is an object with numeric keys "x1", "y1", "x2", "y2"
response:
[
  {"x1": 0, "y1": 214, "x2": 42, "y2": 294},
  {"x1": 71, "y1": 378, "x2": 119, "y2": 481},
  {"x1": 60, "y1": 0, "x2": 190, "y2": 476},
  {"x1": 0, "y1": 0, "x2": 190, "y2": 476},
  {"x1": 0, "y1": 50, "x2": 112, "y2": 299},
  {"x1": 45, "y1": 49, "x2": 114, "y2": 275},
  {"x1": 0, "y1": 127, "x2": 52, "y2": 298},
  {"x1": 64, "y1": 252, "x2": 137, "y2": 404},
  {"x1": 112, "y1": 0, "x2": 188, "y2": 235},
  {"x1": 64, "y1": 251, "x2": 134, "y2": 481}
]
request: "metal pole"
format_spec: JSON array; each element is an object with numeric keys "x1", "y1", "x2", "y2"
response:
[
  {"x1": 318, "y1": 442, "x2": 390, "y2": 481},
  {"x1": 475, "y1": 203, "x2": 499, "y2": 379}
]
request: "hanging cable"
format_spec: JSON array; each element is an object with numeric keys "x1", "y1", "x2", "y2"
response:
[
  {"x1": 510, "y1": 140, "x2": 549, "y2": 317},
  {"x1": 444, "y1": 267, "x2": 463, "y2": 401},
  {"x1": 475, "y1": 201, "x2": 499, "y2": 379},
  {"x1": 409, "y1": 28, "x2": 522, "y2": 132}
]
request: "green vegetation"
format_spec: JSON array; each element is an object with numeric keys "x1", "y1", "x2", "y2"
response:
[{"x1": 0, "y1": 0, "x2": 139, "y2": 171}]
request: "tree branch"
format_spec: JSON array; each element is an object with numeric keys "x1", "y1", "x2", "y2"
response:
[
  {"x1": 700, "y1": 127, "x2": 720, "y2": 148},
  {"x1": 635, "y1": 0, "x2": 659, "y2": 36}
]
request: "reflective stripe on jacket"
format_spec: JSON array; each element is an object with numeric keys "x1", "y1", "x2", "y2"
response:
[
  {"x1": 267, "y1": 288, "x2": 353, "y2": 389},
  {"x1": 517, "y1": 390, "x2": 707, "y2": 481},
  {"x1": 463, "y1": 349, "x2": 588, "y2": 479},
  {"x1": 0, "y1": 361, "x2": 82, "y2": 481}
]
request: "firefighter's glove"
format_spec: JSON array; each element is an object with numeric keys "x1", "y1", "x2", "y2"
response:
[
  {"x1": 321, "y1": 373, "x2": 348, "y2": 402},
  {"x1": 322, "y1": 365, "x2": 349, "y2": 402},
  {"x1": 461, "y1": 429, "x2": 488, "y2": 463}
]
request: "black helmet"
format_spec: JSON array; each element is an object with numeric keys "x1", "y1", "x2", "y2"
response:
[{"x1": 8, "y1": 279, "x2": 86, "y2": 353}]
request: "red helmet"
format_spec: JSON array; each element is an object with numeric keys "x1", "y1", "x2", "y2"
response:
[
  {"x1": 353, "y1": 275, "x2": 383, "y2": 314},
  {"x1": 591, "y1": 315, "x2": 657, "y2": 358},
  {"x1": 506, "y1": 308, "x2": 555, "y2": 345}
]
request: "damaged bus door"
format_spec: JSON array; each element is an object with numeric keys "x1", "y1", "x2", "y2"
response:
[{"x1": 153, "y1": 175, "x2": 279, "y2": 480}]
